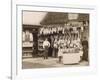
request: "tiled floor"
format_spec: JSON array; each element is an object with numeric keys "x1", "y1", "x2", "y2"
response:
[{"x1": 22, "y1": 57, "x2": 89, "y2": 69}]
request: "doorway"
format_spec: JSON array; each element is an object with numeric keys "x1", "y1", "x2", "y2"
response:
[{"x1": 32, "y1": 28, "x2": 38, "y2": 57}]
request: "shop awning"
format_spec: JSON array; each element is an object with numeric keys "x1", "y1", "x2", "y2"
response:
[{"x1": 23, "y1": 24, "x2": 42, "y2": 28}]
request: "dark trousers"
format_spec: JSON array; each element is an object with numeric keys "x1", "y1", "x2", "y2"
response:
[
  {"x1": 82, "y1": 50, "x2": 88, "y2": 61},
  {"x1": 82, "y1": 47, "x2": 88, "y2": 61},
  {"x1": 43, "y1": 49, "x2": 49, "y2": 59},
  {"x1": 53, "y1": 48, "x2": 58, "y2": 58}
]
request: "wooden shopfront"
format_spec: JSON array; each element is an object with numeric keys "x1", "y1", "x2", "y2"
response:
[
  {"x1": 22, "y1": 24, "x2": 41, "y2": 58},
  {"x1": 22, "y1": 12, "x2": 89, "y2": 61},
  {"x1": 39, "y1": 12, "x2": 89, "y2": 62}
]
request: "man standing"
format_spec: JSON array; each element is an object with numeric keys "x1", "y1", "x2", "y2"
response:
[
  {"x1": 53, "y1": 39, "x2": 58, "y2": 58},
  {"x1": 43, "y1": 38, "x2": 50, "y2": 59},
  {"x1": 82, "y1": 37, "x2": 88, "y2": 61}
]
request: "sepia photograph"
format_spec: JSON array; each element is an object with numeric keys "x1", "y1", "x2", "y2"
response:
[{"x1": 22, "y1": 11, "x2": 89, "y2": 69}]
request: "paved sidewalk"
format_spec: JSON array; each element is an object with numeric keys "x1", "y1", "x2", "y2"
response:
[{"x1": 22, "y1": 57, "x2": 89, "y2": 69}]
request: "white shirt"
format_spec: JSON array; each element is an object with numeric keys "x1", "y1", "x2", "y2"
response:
[
  {"x1": 54, "y1": 40, "x2": 58, "y2": 48},
  {"x1": 43, "y1": 40, "x2": 50, "y2": 48}
]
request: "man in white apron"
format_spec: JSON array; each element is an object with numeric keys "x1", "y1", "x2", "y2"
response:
[{"x1": 43, "y1": 38, "x2": 50, "y2": 59}]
